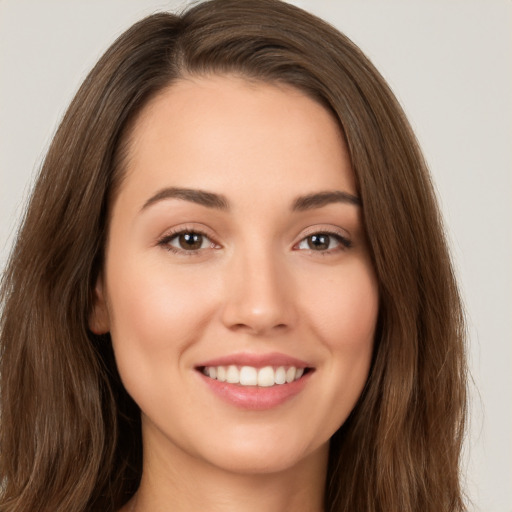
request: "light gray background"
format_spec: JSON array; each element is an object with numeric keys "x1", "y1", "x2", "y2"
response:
[{"x1": 1, "y1": 1, "x2": 511, "y2": 510}]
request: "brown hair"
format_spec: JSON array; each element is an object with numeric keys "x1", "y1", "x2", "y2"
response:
[{"x1": 0, "y1": 1, "x2": 467, "y2": 510}]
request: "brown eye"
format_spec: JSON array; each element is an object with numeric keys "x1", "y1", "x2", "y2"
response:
[
  {"x1": 176, "y1": 232, "x2": 204, "y2": 250},
  {"x1": 161, "y1": 231, "x2": 213, "y2": 253},
  {"x1": 296, "y1": 231, "x2": 351, "y2": 252},
  {"x1": 307, "y1": 234, "x2": 330, "y2": 251}
]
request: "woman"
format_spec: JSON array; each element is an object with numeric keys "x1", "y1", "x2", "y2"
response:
[{"x1": 0, "y1": 1, "x2": 467, "y2": 511}]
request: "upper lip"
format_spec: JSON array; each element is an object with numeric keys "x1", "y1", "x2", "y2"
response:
[{"x1": 196, "y1": 352, "x2": 312, "y2": 369}]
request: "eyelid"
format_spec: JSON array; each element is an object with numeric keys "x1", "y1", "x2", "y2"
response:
[
  {"x1": 155, "y1": 223, "x2": 352, "y2": 256},
  {"x1": 293, "y1": 225, "x2": 352, "y2": 251},
  {"x1": 157, "y1": 224, "x2": 221, "y2": 255}
]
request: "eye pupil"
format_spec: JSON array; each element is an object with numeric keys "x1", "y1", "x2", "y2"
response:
[
  {"x1": 308, "y1": 234, "x2": 329, "y2": 250},
  {"x1": 179, "y1": 233, "x2": 203, "y2": 250}
]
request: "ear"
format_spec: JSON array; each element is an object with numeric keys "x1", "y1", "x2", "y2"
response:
[{"x1": 89, "y1": 274, "x2": 110, "y2": 334}]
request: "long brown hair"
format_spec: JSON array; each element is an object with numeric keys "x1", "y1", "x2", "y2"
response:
[{"x1": 0, "y1": 1, "x2": 467, "y2": 510}]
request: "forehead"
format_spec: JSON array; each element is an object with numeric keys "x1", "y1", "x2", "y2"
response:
[{"x1": 118, "y1": 75, "x2": 355, "y2": 208}]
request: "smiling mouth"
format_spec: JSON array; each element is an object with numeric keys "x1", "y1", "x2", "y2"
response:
[{"x1": 198, "y1": 365, "x2": 312, "y2": 387}]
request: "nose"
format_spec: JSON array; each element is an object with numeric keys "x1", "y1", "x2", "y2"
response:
[{"x1": 220, "y1": 245, "x2": 297, "y2": 336}]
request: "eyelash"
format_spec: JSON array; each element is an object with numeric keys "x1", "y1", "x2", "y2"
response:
[
  {"x1": 296, "y1": 229, "x2": 352, "y2": 254},
  {"x1": 157, "y1": 227, "x2": 218, "y2": 256},
  {"x1": 157, "y1": 228, "x2": 352, "y2": 256}
]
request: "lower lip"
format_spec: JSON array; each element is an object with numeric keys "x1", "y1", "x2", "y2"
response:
[{"x1": 198, "y1": 371, "x2": 312, "y2": 410}]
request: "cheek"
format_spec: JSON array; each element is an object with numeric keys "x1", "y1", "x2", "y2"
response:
[
  {"x1": 302, "y1": 259, "x2": 378, "y2": 409},
  {"x1": 304, "y1": 259, "x2": 379, "y2": 348},
  {"x1": 105, "y1": 255, "x2": 219, "y2": 378}
]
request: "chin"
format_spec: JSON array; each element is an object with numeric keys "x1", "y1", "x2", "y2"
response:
[{"x1": 193, "y1": 429, "x2": 329, "y2": 476}]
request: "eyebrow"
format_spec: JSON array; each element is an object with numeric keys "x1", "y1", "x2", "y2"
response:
[
  {"x1": 140, "y1": 187, "x2": 361, "y2": 212},
  {"x1": 141, "y1": 187, "x2": 230, "y2": 211},
  {"x1": 291, "y1": 190, "x2": 361, "y2": 211}
]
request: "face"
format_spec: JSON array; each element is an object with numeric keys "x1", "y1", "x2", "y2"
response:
[{"x1": 91, "y1": 75, "x2": 379, "y2": 476}]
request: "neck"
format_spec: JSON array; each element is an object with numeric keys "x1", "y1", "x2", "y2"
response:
[{"x1": 128, "y1": 422, "x2": 328, "y2": 512}]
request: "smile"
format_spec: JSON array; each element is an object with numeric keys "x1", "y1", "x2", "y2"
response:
[
  {"x1": 195, "y1": 353, "x2": 314, "y2": 409},
  {"x1": 201, "y1": 365, "x2": 306, "y2": 387}
]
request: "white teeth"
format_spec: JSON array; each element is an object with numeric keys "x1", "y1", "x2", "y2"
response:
[
  {"x1": 226, "y1": 365, "x2": 239, "y2": 383},
  {"x1": 275, "y1": 366, "x2": 286, "y2": 385},
  {"x1": 285, "y1": 366, "x2": 296, "y2": 383},
  {"x1": 217, "y1": 366, "x2": 227, "y2": 382},
  {"x1": 257, "y1": 366, "x2": 275, "y2": 387},
  {"x1": 239, "y1": 366, "x2": 258, "y2": 386},
  {"x1": 202, "y1": 365, "x2": 307, "y2": 387}
]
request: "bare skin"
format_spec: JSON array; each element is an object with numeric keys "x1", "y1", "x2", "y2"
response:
[
  {"x1": 92, "y1": 75, "x2": 379, "y2": 512},
  {"x1": 120, "y1": 436, "x2": 326, "y2": 512}
]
